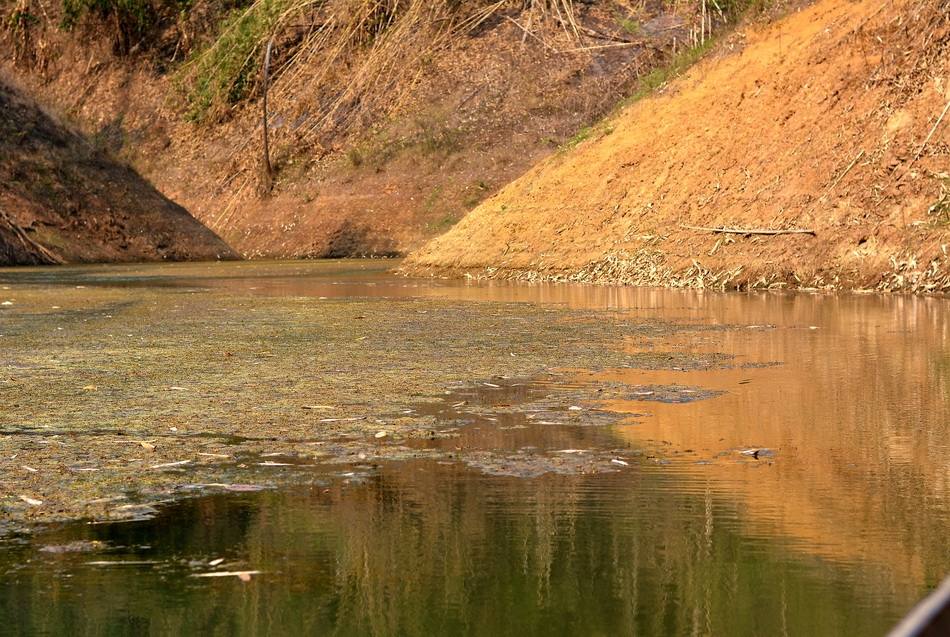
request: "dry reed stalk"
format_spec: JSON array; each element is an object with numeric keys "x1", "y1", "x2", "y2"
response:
[
  {"x1": 207, "y1": 0, "x2": 739, "y2": 205},
  {"x1": 258, "y1": 0, "x2": 589, "y2": 151}
]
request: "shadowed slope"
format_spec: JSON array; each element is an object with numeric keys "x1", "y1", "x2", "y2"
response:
[{"x1": 0, "y1": 81, "x2": 237, "y2": 265}]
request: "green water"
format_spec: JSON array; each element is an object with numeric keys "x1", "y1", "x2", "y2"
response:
[
  {"x1": 0, "y1": 465, "x2": 916, "y2": 635},
  {"x1": 0, "y1": 260, "x2": 948, "y2": 636}
]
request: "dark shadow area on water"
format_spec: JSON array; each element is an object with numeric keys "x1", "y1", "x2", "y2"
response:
[{"x1": 0, "y1": 457, "x2": 919, "y2": 636}]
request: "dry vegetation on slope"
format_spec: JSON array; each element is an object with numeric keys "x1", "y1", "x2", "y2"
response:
[
  {"x1": 1, "y1": 0, "x2": 754, "y2": 259},
  {"x1": 406, "y1": 0, "x2": 950, "y2": 293}
]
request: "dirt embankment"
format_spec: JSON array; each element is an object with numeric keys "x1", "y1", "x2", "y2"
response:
[
  {"x1": 0, "y1": 80, "x2": 236, "y2": 265},
  {"x1": 406, "y1": 0, "x2": 950, "y2": 293},
  {"x1": 1, "y1": 0, "x2": 740, "y2": 260}
]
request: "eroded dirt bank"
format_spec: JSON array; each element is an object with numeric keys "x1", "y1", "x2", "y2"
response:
[
  {"x1": 406, "y1": 0, "x2": 950, "y2": 293},
  {"x1": 0, "y1": 80, "x2": 236, "y2": 265},
  {"x1": 1, "y1": 1, "x2": 747, "y2": 259}
]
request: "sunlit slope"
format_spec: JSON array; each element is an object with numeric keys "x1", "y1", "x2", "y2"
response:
[{"x1": 407, "y1": 0, "x2": 950, "y2": 292}]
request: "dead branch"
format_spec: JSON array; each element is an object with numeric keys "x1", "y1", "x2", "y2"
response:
[
  {"x1": 0, "y1": 209, "x2": 64, "y2": 264},
  {"x1": 914, "y1": 99, "x2": 950, "y2": 161},
  {"x1": 559, "y1": 41, "x2": 641, "y2": 53},
  {"x1": 680, "y1": 224, "x2": 816, "y2": 236},
  {"x1": 260, "y1": 33, "x2": 275, "y2": 194},
  {"x1": 505, "y1": 16, "x2": 558, "y2": 52},
  {"x1": 827, "y1": 149, "x2": 864, "y2": 192}
]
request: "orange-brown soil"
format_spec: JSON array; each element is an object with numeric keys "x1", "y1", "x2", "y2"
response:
[
  {"x1": 406, "y1": 0, "x2": 950, "y2": 293},
  {"x1": 0, "y1": 79, "x2": 236, "y2": 265},
  {"x1": 1, "y1": 1, "x2": 721, "y2": 260}
]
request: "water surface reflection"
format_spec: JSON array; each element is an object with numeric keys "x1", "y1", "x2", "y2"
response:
[
  {"x1": 0, "y1": 260, "x2": 948, "y2": 636},
  {"x1": 0, "y1": 461, "x2": 921, "y2": 636}
]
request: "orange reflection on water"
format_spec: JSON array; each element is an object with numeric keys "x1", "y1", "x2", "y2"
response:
[{"x1": 589, "y1": 292, "x2": 950, "y2": 590}]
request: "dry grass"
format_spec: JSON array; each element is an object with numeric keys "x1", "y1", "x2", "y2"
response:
[
  {"x1": 175, "y1": 0, "x2": 612, "y2": 209},
  {"x1": 175, "y1": 0, "x2": 747, "y2": 219},
  {"x1": 403, "y1": 0, "x2": 950, "y2": 294},
  {"x1": 176, "y1": 0, "x2": 597, "y2": 126}
]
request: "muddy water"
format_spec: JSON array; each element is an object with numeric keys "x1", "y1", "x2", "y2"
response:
[{"x1": 0, "y1": 260, "x2": 948, "y2": 635}]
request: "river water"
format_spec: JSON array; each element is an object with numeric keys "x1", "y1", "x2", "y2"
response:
[{"x1": 0, "y1": 260, "x2": 947, "y2": 635}]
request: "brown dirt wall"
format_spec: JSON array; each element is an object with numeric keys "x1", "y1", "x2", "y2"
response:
[
  {"x1": 405, "y1": 0, "x2": 950, "y2": 293},
  {"x1": 0, "y1": 78, "x2": 236, "y2": 265},
  {"x1": 0, "y1": 1, "x2": 734, "y2": 259}
]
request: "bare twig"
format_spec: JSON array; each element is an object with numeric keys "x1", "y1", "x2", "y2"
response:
[
  {"x1": 827, "y1": 149, "x2": 864, "y2": 192},
  {"x1": 680, "y1": 224, "x2": 816, "y2": 236},
  {"x1": 895, "y1": 99, "x2": 950, "y2": 187},
  {"x1": 505, "y1": 16, "x2": 558, "y2": 52},
  {"x1": 559, "y1": 41, "x2": 641, "y2": 53},
  {"x1": 260, "y1": 33, "x2": 275, "y2": 193},
  {"x1": 914, "y1": 99, "x2": 950, "y2": 161},
  {"x1": 0, "y1": 209, "x2": 63, "y2": 264}
]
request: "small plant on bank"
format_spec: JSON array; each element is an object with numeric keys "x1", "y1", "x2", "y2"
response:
[
  {"x1": 176, "y1": 0, "x2": 293, "y2": 123},
  {"x1": 4, "y1": 4, "x2": 41, "y2": 64},
  {"x1": 5, "y1": 6, "x2": 40, "y2": 30},
  {"x1": 624, "y1": 37, "x2": 715, "y2": 105},
  {"x1": 619, "y1": 17, "x2": 642, "y2": 36},
  {"x1": 347, "y1": 147, "x2": 364, "y2": 167},
  {"x1": 462, "y1": 180, "x2": 490, "y2": 208},
  {"x1": 928, "y1": 176, "x2": 950, "y2": 223}
]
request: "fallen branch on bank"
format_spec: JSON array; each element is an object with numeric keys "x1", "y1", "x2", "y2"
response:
[
  {"x1": 0, "y1": 208, "x2": 64, "y2": 264},
  {"x1": 680, "y1": 224, "x2": 816, "y2": 236},
  {"x1": 914, "y1": 99, "x2": 950, "y2": 162}
]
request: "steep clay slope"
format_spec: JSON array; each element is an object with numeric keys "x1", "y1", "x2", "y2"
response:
[
  {"x1": 1, "y1": 1, "x2": 738, "y2": 259},
  {"x1": 406, "y1": 0, "x2": 950, "y2": 293},
  {"x1": 0, "y1": 80, "x2": 236, "y2": 265}
]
